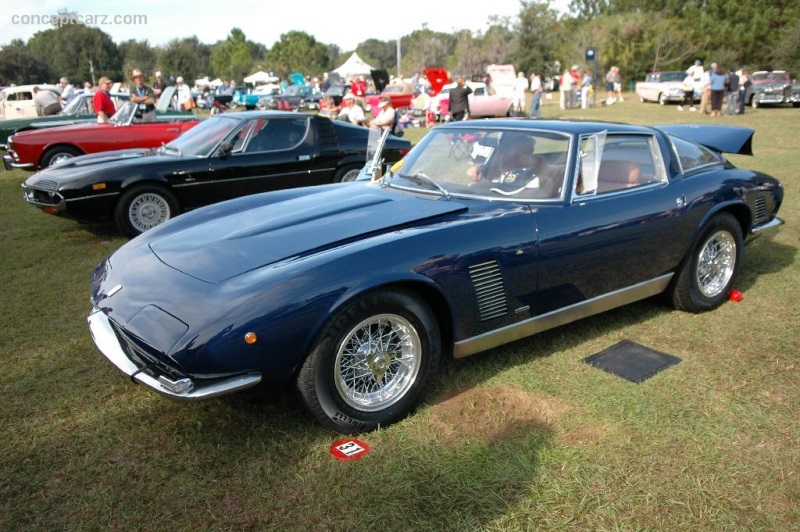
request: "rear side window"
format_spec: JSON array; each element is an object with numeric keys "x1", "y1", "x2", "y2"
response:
[{"x1": 670, "y1": 135, "x2": 722, "y2": 173}]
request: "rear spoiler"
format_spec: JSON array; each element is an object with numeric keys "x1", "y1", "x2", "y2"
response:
[{"x1": 655, "y1": 124, "x2": 754, "y2": 156}]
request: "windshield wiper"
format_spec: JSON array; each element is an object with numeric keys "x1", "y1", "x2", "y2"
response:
[{"x1": 395, "y1": 171, "x2": 451, "y2": 199}]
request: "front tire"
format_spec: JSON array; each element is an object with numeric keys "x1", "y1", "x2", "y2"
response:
[
  {"x1": 296, "y1": 289, "x2": 440, "y2": 434},
  {"x1": 41, "y1": 145, "x2": 82, "y2": 168},
  {"x1": 658, "y1": 93, "x2": 667, "y2": 105},
  {"x1": 668, "y1": 212, "x2": 743, "y2": 312},
  {"x1": 114, "y1": 185, "x2": 179, "y2": 237}
]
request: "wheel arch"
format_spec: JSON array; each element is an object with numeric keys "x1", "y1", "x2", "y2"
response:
[
  {"x1": 693, "y1": 202, "x2": 751, "y2": 245},
  {"x1": 39, "y1": 143, "x2": 83, "y2": 167},
  {"x1": 296, "y1": 278, "x2": 455, "y2": 379}
]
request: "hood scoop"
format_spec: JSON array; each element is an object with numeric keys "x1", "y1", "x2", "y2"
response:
[{"x1": 150, "y1": 188, "x2": 466, "y2": 283}]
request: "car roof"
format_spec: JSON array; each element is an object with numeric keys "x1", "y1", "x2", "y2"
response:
[
  {"x1": 441, "y1": 118, "x2": 656, "y2": 136},
  {"x1": 214, "y1": 110, "x2": 311, "y2": 120}
]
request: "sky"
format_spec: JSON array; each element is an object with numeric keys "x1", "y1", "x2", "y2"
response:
[{"x1": 1, "y1": 0, "x2": 570, "y2": 53}]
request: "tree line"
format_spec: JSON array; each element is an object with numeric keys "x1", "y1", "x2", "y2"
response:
[{"x1": 1, "y1": 0, "x2": 798, "y2": 88}]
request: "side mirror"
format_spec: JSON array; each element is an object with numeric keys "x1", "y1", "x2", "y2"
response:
[{"x1": 218, "y1": 140, "x2": 233, "y2": 157}]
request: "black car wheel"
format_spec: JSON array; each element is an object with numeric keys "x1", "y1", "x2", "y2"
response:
[
  {"x1": 114, "y1": 185, "x2": 180, "y2": 237},
  {"x1": 296, "y1": 289, "x2": 441, "y2": 434},
  {"x1": 334, "y1": 165, "x2": 362, "y2": 182},
  {"x1": 668, "y1": 212, "x2": 743, "y2": 313},
  {"x1": 41, "y1": 145, "x2": 82, "y2": 168}
]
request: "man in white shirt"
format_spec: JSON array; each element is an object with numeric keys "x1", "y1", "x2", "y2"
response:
[
  {"x1": 513, "y1": 71, "x2": 530, "y2": 115},
  {"x1": 174, "y1": 76, "x2": 192, "y2": 110},
  {"x1": 59, "y1": 77, "x2": 75, "y2": 106},
  {"x1": 528, "y1": 73, "x2": 542, "y2": 118},
  {"x1": 336, "y1": 93, "x2": 365, "y2": 125}
]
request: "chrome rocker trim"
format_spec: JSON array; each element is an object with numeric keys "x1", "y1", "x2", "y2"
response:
[
  {"x1": 88, "y1": 308, "x2": 263, "y2": 401},
  {"x1": 454, "y1": 274, "x2": 674, "y2": 358}
]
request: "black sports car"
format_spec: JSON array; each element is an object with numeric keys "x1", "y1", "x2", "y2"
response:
[{"x1": 21, "y1": 111, "x2": 410, "y2": 236}]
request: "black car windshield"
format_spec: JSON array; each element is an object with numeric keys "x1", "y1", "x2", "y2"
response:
[
  {"x1": 387, "y1": 127, "x2": 571, "y2": 201},
  {"x1": 165, "y1": 116, "x2": 240, "y2": 157}
]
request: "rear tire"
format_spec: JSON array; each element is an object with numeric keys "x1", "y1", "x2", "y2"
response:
[
  {"x1": 658, "y1": 93, "x2": 667, "y2": 105},
  {"x1": 334, "y1": 165, "x2": 362, "y2": 183},
  {"x1": 668, "y1": 213, "x2": 743, "y2": 312},
  {"x1": 296, "y1": 289, "x2": 440, "y2": 434},
  {"x1": 114, "y1": 185, "x2": 179, "y2": 237}
]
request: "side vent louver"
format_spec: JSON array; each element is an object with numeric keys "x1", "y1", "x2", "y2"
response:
[
  {"x1": 469, "y1": 260, "x2": 508, "y2": 321},
  {"x1": 754, "y1": 196, "x2": 767, "y2": 224}
]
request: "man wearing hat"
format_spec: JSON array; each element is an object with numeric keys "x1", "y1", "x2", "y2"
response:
[
  {"x1": 130, "y1": 69, "x2": 156, "y2": 122},
  {"x1": 370, "y1": 95, "x2": 396, "y2": 132},
  {"x1": 336, "y1": 93, "x2": 365, "y2": 125},
  {"x1": 93, "y1": 77, "x2": 116, "y2": 123},
  {"x1": 152, "y1": 71, "x2": 167, "y2": 98}
]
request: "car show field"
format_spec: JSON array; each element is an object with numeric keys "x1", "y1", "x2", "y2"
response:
[{"x1": 1, "y1": 97, "x2": 798, "y2": 529}]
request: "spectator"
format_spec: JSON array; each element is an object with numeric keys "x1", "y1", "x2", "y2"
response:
[
  {"x1": 604, "y1": 67, "x2": 616, "y2": 104},
  {"x1": 725, "y1": 68, "x2": 740, "y2": 115},
  {"x1": 513, "y1": 71, "x2": 529, "y2": 115},
  {"x1": 528, "y1": 72, "x2": 543, "y2": 118},
  {"x1": 223, "y1": 80, "x2": 236, "y2": 96},
  {"x1": 560, "y1": 68, "x2": 575, "y2": 109},
  {"x1": 92, "y1": 77, "x2": 116, "y2": 123},
  {"x1": 83, "y1": 81, "x2": 93, "y2": 94},
  {"x1": 152, "y1": 71, "x2": 167, "y2": 98},
  {"x1": 33, "y1": 87, "x2": 62, "y2": 116},
  {"x1": 613, "y1": 66, "x2": 623, "y2": 102},
  {"x1": 698, "y1": 66, "x2": 712, "y2": 115},
  {"x1": 351, "y1": 75, "x2": 367, "y2": 110},
  {"x1": 318, "y1": 94, "x2": 337, "y2": 119},
  {"x1": 174, "y1": 77, "x2": 192, "y2": 110},
  {"x1": 677, "y1": 73, "x2": 697, "y2": 111},
  {"x1": 449, "y1": 76, "x2": 472, "y2": 122},
  {"x1": 321, "y1": 72, "x2": 331, "y2": 92},
  {"x1": 130, "y1": 69, "x2": 156, "y2": 122},
  {"x1": 581, "y1": 71, "x2": 593, "y2": 109},
  {"x1": 336, "y1": 93, "x2": 365, "y2": 125},
  {"x1": 59, "y1": 77, "x2": 75, "y2": 106},
  {"x1": 370, "y1": 95, "x2": 396, "y2": 132},
  {"x1": 686, "y1": 59, "x2": 704, "y2": 83},
  {"x1": 709, "y1": 64, "x2": 725, "y2": 117},
  {"x1": 737, "y1": 66, "x2": 750, "y2": 115}
]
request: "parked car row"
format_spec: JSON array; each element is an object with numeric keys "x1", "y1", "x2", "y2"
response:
[{"x1": 636, "y1": 69, "x2": 800, "y2": 108}]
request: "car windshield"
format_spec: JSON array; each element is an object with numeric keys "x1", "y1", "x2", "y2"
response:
[
  {"x1": 110, "y1": 102, "x2": 137, "y2": 125},
  {"x1": 386, "y1": 127, "x2": 571, "y2": 201},
  {"x1": 659, "y1": 72, "x2": 684, "y2": 82},
  {"x1": 62, "y1": 95, "x2": 88, "y2": 115},
  {"x1": 164, "y1": 116, "x2": 240, "y2": 157}
]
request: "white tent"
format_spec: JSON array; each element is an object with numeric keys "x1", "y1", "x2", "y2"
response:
[
  {"x1": 194, "y1": 76, "x2": 211, "y2": 89},
  {"x1": 210, "y1": 78, "x2": 224, "y2": 87},
  {"x1": 332, "y1": 52, "x2": 374, "y2": 79},
  {"x1": 244, "y1": 71, "x2": 279, "y2": 84}
]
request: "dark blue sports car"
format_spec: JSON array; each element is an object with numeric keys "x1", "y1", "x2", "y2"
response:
[{"x1": 88, "y1": 119, "x2": 784, "y2": 433}]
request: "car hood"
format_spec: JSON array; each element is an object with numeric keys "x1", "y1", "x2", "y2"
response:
[
  {"x1": 424, "y1": 68, "x2": 450, "y2": 95},
  {"x1": 38, "y1": 147, "x2": 184, "y2": 174},
  {"x1": 149, "y1": 185, "x2": 467, "y2": 283}
]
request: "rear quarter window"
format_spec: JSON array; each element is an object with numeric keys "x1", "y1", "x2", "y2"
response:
[{"x1": 669, "y1": 135, "x2": 723, "y2": 173}]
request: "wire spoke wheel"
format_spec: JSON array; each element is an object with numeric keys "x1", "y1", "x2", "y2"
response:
[
  {"x1": 695, "y1": 230, "x2": 736, "y2": 298},
  {"x1": 334, "y1": 314, "x2": 421, "y2": 412}
]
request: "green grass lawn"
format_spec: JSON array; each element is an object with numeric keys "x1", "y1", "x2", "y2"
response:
[{"x1": 1, "y1": 95, "x2": 798, "y2": 529}]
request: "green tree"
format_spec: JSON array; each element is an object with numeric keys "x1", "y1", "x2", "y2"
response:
[
  {"x1": 267, "y1": 31, "x2": 330, "y2": 79},
  {"x1": 354, "y1": 39, "x2": 396, "y2": 73},
  {"x1": 0, "y1": 39, "x2": 52, "y2": 85},
  {"x1": 157, "y1": 36, "x2": 211, "y2": 83},
  {"x1": 27, "y1": 23, "x2": 122, "y2": 84},
  {"x1": 119, "y1": 39, "x2": 157, "y2": 78},
  {"x1": 210, "y1": 28, "x2": 262, "y2": 82},
  {"x1": 773, "y1": 19, "x2": 800, "y2": 74},
  {"x1": 512, "y1": 1, "x2": 562, "y2": 76},
  {"x1": 397, "y1": 28, "x2": 455, "y2": 75}
]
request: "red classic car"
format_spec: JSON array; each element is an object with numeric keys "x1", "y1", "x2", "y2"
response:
[{"x1": 4, "y1": 102, "x2": 199, "y2": 171}]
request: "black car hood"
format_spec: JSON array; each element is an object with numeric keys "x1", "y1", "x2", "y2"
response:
[
  {"x1": 31, "y1": 148, "x2": 188, "y2": 185},
  {"x1": 656, "y1": 124, "x2": 754, "y2": 156},
  {"x1": 149, "y1": 185, "x2": 467, "y2": 283}
]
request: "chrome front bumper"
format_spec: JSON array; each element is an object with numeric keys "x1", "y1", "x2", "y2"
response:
[
  {"x1": 748, "y1": 216, "x2": 784, "y2": 243},
  {"x1": 4, "y1": 154, "x2": 34, "y2": 170},
  {"x1": 88, "y1": 308, "x2": 263, "y2": 401}
]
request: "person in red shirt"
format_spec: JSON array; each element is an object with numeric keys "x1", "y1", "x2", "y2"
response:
[
  {"x1": 93, "y1": 77, "x2": 116, "y2": 123},
  {"x1": 350, "y1": 75, "x2": 367, "y2": 109}
]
